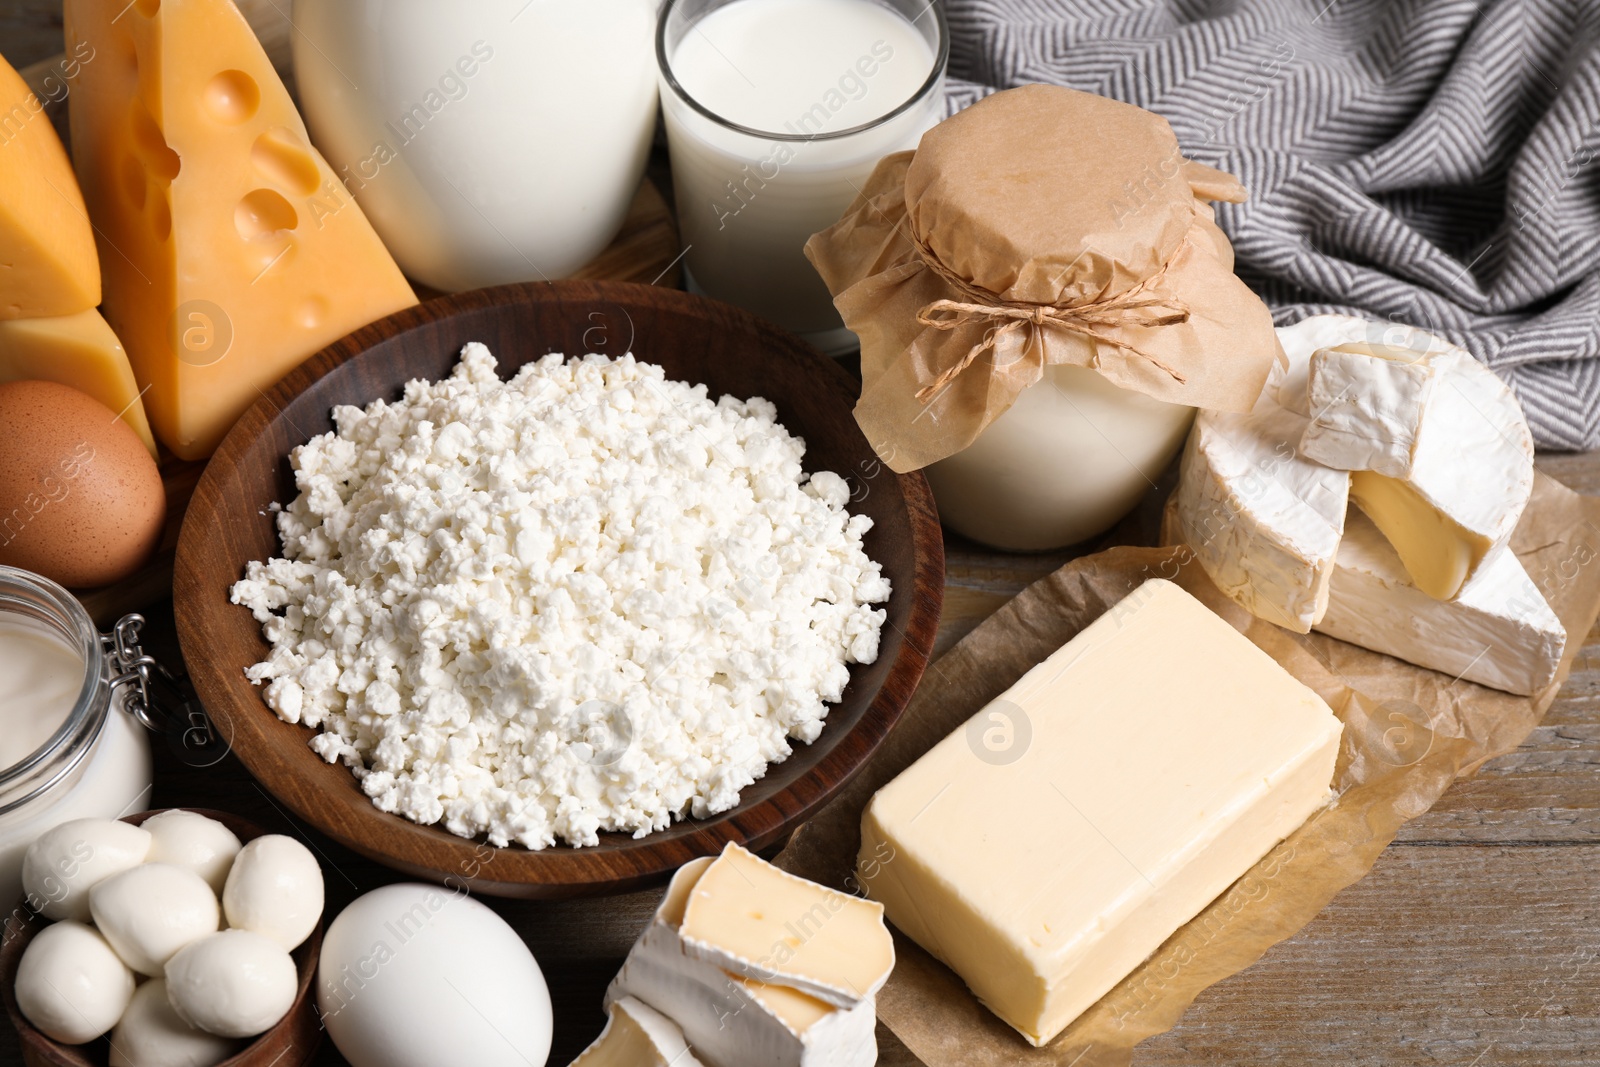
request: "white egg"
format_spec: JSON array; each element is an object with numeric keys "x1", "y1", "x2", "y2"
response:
[
  {"x1": 142, "y1": 810, "x2": 243, "y2": 896},
  {"x1": 317, "y1": 884, "x2": 552, "y2": 1067},
  {"x1": 110, "y1": 978, "x2": 241, "y2": 1067},
  {"x1": 90, "y1": 863, "x2": 220, "y2": 976},
  {"x1": 222, "y1": 834, "x2": 324, "y2": 951},
  {"x1": 22, "y1": 817, "x2": 152, "y2": 921},
  {"x1": 165, "y1": 929, "x2": 299, "y2": 1039},
  {"x1": 14, "y1": 920, "x2": 136, "y2": 1043}
]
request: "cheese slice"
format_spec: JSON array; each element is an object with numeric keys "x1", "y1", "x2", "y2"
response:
[
  {"x1": 607, "y1": 858, "x2": 878, "y2": 1067},
  {"x1": 1176, "y1": 361, "x2": 1350, "y2": 633},
  {"x1": 0, "y1": 55, "x2": 101, "y2": 319},
  {"x1": 858, "y1": 579, "x2": 1343, "y2": 1047},
  {"x1": 1284, "y1": 318, "x2": 1534, "y2": 600},
  {"x1": 1315, "y1": 511, "x2": 1565, "y2": 696},
  {"x1": 64, "y1": 0, "x2": 417, "y2": 459},
  {"x1": 678, "y1": 844, "x2": 894, "y2": 1010},
  {"x1": 0, "y1": 309, "x2": 157, "y2": 456},
  {"x1": 572, "y1": 996, "x2": 707, "y2": 1067}
]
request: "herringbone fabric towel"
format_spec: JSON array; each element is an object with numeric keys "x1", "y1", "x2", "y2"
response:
[{"x1": 942, "y1": 0, "x2": 1600, "y2": 448}]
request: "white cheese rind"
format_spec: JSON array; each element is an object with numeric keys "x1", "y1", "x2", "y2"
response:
[
  {"x1": 1279, "y1": 316, "x2": 1535, "y2": 600},
  {"x1": 1300, "y1": 345, "x2": 1437, "y2": 478},
  {"x1": 1177, "y1": 371, "x2": 1350, "y2": 633},
  {"x1": 605, "y1": 852, "x2": 878, "y2": 1067},
  {"x1": 1315, "y1": 511, "x2": 1565, "y2": 696},
  {"x1": 571, "y1": 996, "x2": 708, "y2": 1067},
  {"x1": 858, "y1": 579, "x2": 1344, "y2": 1047}
]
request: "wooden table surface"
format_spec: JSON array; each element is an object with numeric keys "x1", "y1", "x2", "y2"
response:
[{"x1": 5, "y1": 7, "x2": 1600, "y2": 1065}]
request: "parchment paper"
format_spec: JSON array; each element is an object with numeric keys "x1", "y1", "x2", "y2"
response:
[{"x1": 776, "y1": 471, "x2": 1600, "y2": 1066}]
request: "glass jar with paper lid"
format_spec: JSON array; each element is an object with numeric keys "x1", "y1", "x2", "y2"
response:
[{"x1": 807, "y1": 84, "x2": 1283, "y2": 551}]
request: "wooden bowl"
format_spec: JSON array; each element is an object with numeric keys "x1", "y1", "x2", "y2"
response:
[
  {"x1": 0, "y1": 809, "x2": 324, "y2": 1067},
  {"x1": 174, "y1": 280, "x2": 944, "y2": 899}
]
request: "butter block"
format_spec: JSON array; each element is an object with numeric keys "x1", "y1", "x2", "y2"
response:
[
  {"x1": 679, "y1": 843, "x2": 894, "y2": 1009},
  {"x1": 608, "y1": 856, "x2": 877, "y2": 1067},
  {"x1": 571, "y1": 996, "x2": 706, "y2": 1067},
  {"x1": 0, "y1": 309, "x2": 157, "y2": 456},
  {"x1": 858, "y1": 578, "x2": 1343, "y2": 1047}
]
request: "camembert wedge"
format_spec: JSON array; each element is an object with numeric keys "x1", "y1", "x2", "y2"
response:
[
  {"x1": 858, "y1": 579, "x2": 1343, "y2": 1047},
  {"x1": 571, "y1": 996, "x2": 706, "y2": 1067}
]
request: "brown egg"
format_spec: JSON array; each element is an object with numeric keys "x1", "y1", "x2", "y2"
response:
[{"x1": 0, "y1": 380, "x2": 166, "y2": 587}]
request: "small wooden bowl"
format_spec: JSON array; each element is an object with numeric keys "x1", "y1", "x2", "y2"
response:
[
  {"x1": 174, "y1": 280, "x2": 944, "y2": 899},
  {"x1": 0, "y1": 809, "x2": 324, "y2": 1067}
]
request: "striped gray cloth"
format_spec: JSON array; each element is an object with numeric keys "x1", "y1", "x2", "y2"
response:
[{"x1": 942, "y1": 0, "x2": 1600, "y2": 449}]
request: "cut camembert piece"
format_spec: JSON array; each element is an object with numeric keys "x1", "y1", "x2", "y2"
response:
[
  {"x1": 678, "y1": 843, "x2": 893, "y2": 1010},
  {"x1": 571, "y1": 996, "x2": 706, "y2": 1067},
  {"x1": 1295, "y1": 325, "x2": 1534, "y2": 600},
  {"x1": 607, "y1": 855, "x2": 878, "y2": 1067},
  {"x1": 858, "y1": 579, "x2": 1343, "y2": 1048}
]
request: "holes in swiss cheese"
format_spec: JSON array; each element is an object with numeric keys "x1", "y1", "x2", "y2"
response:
[
  {"x1": 251, "y1": 128, "x2": 320, "y2": 196},
  {"x1": 203, "y1": 70, "x2": 261, "y2": 125},
  {"x1": 235, "y1": 188, "x2": 299, "y2": 240},
  {"x1": 129, "y1": 99, "x2": 180, "y2": 183}
]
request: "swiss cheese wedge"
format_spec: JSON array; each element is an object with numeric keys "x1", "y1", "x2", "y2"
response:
[
  {"x1": 0, "y1": 55, "x2": 101, "y2": 319},
  {"x1": 64, "y1": 0, "x2": 417, "y2": 459}
]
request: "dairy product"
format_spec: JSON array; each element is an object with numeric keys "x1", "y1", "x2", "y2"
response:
[
  {"x1": 926, "y1": 363, "x2": 1196, "y2": 550},
  {"x1": 0, "y1": 310, "x2": 156, "y2": 456},
  {"x1": 858, "y1": 579, "x2": 1343, "y2": 1046},
  {"x1": 13, "y1": 920, "x2": 136, "y2": 1044},
  {"x1": 142, "y1": 809, "x2": 243, "y2": 896},
  {"x1": 231, "y1": 344, "x2": 889, "y2": 850},
  {"x1": 110, "y1": 978, "x2": 242, "y2": 1067},
  {"x1": 661, "y1": 0, "x2": 942, "y2": 343},
  {"x1": 222, "y1": 834, "x2": 324, "y2": 951},
  {"x1": 1177, "y1": 361, "x2": 1351, "y2": 633},
  {"x1": 0, "y1": 54, "x2": 100, "y2": 319},
  {"x1": 607, "y1": 854, "x2": 880, "y2": 1067},
  {"x1": 164, "y1": 929, "x2": 298, "y2": 1039},
  {"x1": 294, "y1": 0, "x2": 659, "y2": 289},
  {"x1": 1292, "y1": 326, "x2": 1534, "y2": 600},
  {"x1": 89, "y1": 863, "x2": 221, "y2": 977},
  {"x1": 0, "y1": 615, "x2": 82, "y2": 770},
  {"x1": 1316, "y1": 511, "x2": 1565, "y2": 695},
  {"x1": 574, "y1": 996, "x2": 707, "y2": 1067},
  {"x1": 63, "y1": 0, "x2": 417, "y2": 458},
  {"x1": 22, "y1": 818, "x2": 152, "y2": 923}
]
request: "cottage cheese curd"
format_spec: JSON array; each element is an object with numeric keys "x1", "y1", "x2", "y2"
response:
[{"x1": 231, "y1": 344, "x2": 889, "y2": 849}]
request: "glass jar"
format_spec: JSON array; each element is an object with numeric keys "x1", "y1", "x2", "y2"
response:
[{"x1": 0, "y1": 567, "x2": 157, "y2": 908}]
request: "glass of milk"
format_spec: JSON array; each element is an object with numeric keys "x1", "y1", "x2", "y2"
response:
[
  {"x1": 292, "y1": 0, "x2": 660, "y2": 291},
  {"x1": 658, "y1": 0, "x2": 948, "y2": 354}
]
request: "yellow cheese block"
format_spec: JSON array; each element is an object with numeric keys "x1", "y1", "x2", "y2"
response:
[
  {"x1": 0, "y1": 56, "x2": 101, "y2": 319},
  {"x1": 64, "y1": 0, "x2": 417, "y2": 459},
  {"x1": 0, "y1": 310, "x2": 157, "y2": 457}
]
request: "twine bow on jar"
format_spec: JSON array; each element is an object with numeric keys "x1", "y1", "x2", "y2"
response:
[{"x1": 909, "y1": 234, "x2": 1193, "y2": 402}]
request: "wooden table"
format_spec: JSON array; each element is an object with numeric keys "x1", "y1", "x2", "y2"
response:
[{"x1": 5, "y1": 8, "x2": 1599, "y2": 1065}]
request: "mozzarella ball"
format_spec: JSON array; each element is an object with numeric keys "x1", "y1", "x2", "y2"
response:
[
  {"x1": 165, "y1": 929, "x2": 298, "y2": 1039},
  {"x1": 222, "y1": 835, "x2": 323, "y2": 951},
  {"x1": 14, "y1": 920, "x2": 136, "y2": 1043},
  {"x1": 22, "y1": 817, "x2": 152, "y2": 921},
  {"x1": 110, "y1": 978, "x2": 242, "y2": 1067},
  {"x1": 90, "y1": 863, "x2": 221, "y2": 976},
  {"x1": 142, "y1": 810, "x2": 243, "y2": 896}
]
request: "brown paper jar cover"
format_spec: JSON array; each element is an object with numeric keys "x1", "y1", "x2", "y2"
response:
[{"x1": 804, "y1": 83, "x2": 1283, "y2": 473}]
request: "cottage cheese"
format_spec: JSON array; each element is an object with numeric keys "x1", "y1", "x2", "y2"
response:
[{"x1": 231, "y1": 344, "x2": 890, "y2": 849}]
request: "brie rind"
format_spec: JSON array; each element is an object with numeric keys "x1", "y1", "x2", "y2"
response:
[
  {"x1": 1315, "y1": 511, "x2": 1565, "y2": 696},
  {"x1": 1177, "y1": 362, "x2": 1351, "y2": 633},
  {"x1": 606, "y1": 858, "x2": 876, "y2": 1067},
  {"x1": 677, "y1": 844, "x2": 893, "y2": 1010},
  {"x1": 572, "y1": 996, "x2": 708, "y2": 1067},
  {"x1": 1280, "y1": 315, "x2": 1535, "y2": 600},
  {"x1": 1301, "y1": 344, "x2": 1438, "y2": 478}
]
